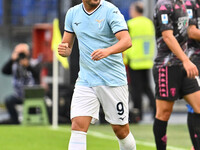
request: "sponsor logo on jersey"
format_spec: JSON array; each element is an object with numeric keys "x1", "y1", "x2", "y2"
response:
[
  {"x1": 178, "y1": 17, "x2": 188, "y2": 30},
  {"x1": 161, "y1": 14, "x2": 168, "y2": 24},
  {"x1": 187, "y1": 9, "x2": 193, "y2": 19},
  {"x1": 74, "y1": 22, "x2": 81, "y2": 26}
]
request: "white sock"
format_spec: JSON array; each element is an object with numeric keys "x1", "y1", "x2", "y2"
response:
[
  {"x1": 68, "y1": 130, "x2": 87, "y2": 150},
  {"x1": 118, "y1": 132, "x2": 136, "y2": 150}
]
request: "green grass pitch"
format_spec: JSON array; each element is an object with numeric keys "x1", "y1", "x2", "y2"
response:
[{"x1": 0, "y1": 124, "x2": 191, "y2": 150}]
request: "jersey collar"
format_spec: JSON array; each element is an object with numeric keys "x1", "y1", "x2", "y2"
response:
[{"x1": 82, "y1": 0, "x2": 104, "y2": 16}]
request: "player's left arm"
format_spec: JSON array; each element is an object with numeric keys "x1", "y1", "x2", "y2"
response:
[
  {"x1": 188, "y1": 25, "x2": 200, "y2": 41},
  {"x1": 91, "y1": 30, "x2": 132, "y2": 61}
]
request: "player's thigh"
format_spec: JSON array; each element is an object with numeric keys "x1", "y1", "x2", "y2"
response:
[
  {"x1": 94, "y1": 85, "x2": 129, "y2": 125},
  {"x1": 184, "y1": 91, "x2": 200, "y2": 113},
  {"x1": 156, "y1": 99, "x2": 174, "y2": 121},
  {"x1": 71, "y1": 86, "x2": 100, "y2": 124},
  {"x1": 154, "y1": 66, "x2": 178, "y2": 121}
]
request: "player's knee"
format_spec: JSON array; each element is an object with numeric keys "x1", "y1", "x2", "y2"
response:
[
  {"x1": 71, "y1": 120, "x2": 88, "y2": 132},
  {"x1": 156, "y1": 109, "x2": 171, "y2": 121},
  {"x1": 193, "y1": 106, "x2": 200, "y2": 114},
  {"x1": 114, "y1": 129, "x2": 129, "y2": 139},
  {"x1": 112, "y1": 125, "x2": 129, "y2": 139},
  {"x1": 190, "y1": 102, "x2": 200, "y2": 114}
]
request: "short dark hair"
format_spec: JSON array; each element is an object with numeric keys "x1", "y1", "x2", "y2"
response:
[{"x1": 132, "y1": 1, "x2": 144, "y2": 14}]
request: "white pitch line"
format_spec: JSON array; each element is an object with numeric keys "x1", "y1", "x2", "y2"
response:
[{"x1": 50, "y1": 127, "x2": 187, "y2": 150}]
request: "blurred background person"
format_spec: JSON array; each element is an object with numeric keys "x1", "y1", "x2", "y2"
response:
[
  {"x1": 185, "y1": 0, "x2": 200, "y2": 149},
  {"x1": 1, "y1": 43, "x2": 39, "y2": 124},
  {"x1": 123, "y1": 1, "x2": 156, "y2": 122}
]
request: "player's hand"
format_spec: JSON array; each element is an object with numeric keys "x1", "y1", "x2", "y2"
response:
[
  {"x1": 183, "y1": 59, "x2": 199, "y2": 79},
  {"x1": 58, "y1": 43, "x2": 71, "y2": 57},
  {"x1": 91, "y1": 49, "x2": 110, "y2": 61}
]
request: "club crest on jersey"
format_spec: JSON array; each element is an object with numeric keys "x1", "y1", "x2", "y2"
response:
[
  {"x1": 170, "y1": 88, "x2": 176, "y2": 97},
  {"x1": 187, "y1": 9, "x2": 193, "y2": 19},
  {"x1": 161, "y1": 14, "x2": 168, "y2": 24},
  {"x1": 96, "y1": 19, "x2": 104, "y2": 28}
]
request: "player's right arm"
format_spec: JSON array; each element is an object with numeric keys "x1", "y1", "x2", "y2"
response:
[
  {"x1": 58, "y1": 32, "x2": 75, "y2": 57},
  {"x1": 58, "y1": 7, "x2": 75, "y2": 57},
  {"x1": 162, "y1": 30, "x2": 198, "y2": 78}
]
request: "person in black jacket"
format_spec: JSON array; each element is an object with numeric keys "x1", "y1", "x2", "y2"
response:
[{"x1": 1, "y1": 43, "x2": 38, "y2": 124}]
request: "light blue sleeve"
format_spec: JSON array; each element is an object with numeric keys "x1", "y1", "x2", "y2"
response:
[
  {"x1": 107, "y1": 6, "x2": 128, "y2": 34},
  {"x1": 64, "y1": 8, "x2": 74, "y2": 33}
]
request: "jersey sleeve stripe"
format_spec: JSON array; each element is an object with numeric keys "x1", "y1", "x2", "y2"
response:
[
  {"x1": 64, "y1": 30, "x2": 75, "y2": 34},
  {"x1": 114, "y1": 29, "x2": 128, "y2": 35}
]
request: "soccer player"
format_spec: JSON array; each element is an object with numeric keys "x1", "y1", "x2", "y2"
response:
[
  {"x1": 153, "y1": 0, "x2": 200, "y2": 149},
  {"x1": 185, "y1": 0, "x2": 200, "y2": 149},
  {"x1": 58, "y1": 0, "x2": 136, "y2": 150}
]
